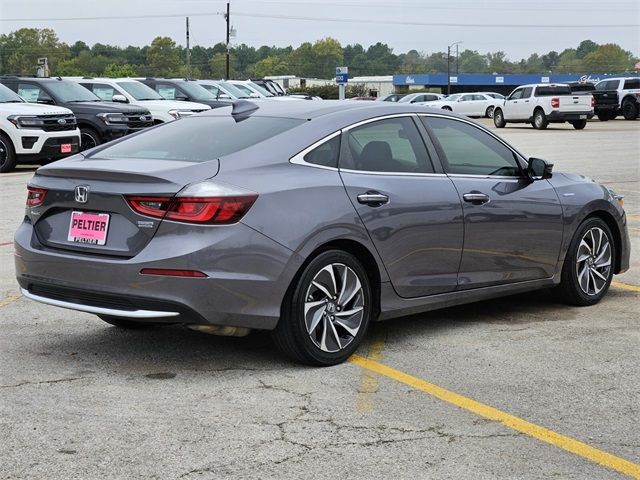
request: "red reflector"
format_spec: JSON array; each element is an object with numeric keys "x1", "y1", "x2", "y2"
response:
[
  {"x1": 140, "y1": 268, "x2": 208, "y2": 278},
  {"x1": 26, "y1": 186, "x2": 47, "y2": 207},
  {"x1": 551, "y1": 97, "x2": 560, "y2": 109},
  {"x1": 591, "y1": 95, "x2": 595, "y2": 108}
]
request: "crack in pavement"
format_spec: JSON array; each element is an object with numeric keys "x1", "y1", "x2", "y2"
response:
[{"x1": 0, "y1": 376, "x2": 86, "y2": 389}]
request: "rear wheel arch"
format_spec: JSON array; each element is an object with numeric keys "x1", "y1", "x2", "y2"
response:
[{"x1": 283, "y1": 239, "x2": 382, "y2": 322}]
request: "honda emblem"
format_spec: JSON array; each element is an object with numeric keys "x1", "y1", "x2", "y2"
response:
[{"x1": 74, "y1": 185, "x2": 90, "y2": 203}]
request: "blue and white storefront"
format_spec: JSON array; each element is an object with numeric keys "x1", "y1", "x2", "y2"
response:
[{"x1": 393, "y1": 73, "x2": 639, "y2": 95}]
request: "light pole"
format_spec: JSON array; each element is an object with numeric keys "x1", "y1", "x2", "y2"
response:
[
  {"x1": 447, "y1": 41, "x2": 463, "y2": 95},
  {"x1": 225, "y1": 1, "x2": 230, "y2": 80}
]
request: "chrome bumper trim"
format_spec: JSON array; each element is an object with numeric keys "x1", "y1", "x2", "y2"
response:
[{"x1": 20, "y1": 288, "x2": 180, "y2": 318}]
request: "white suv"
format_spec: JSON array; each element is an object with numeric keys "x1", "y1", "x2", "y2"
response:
[
  {"x1": 0, "y1": 83, "x2": 80, "y2": 173},
  {"x1": 66, "y1": 78, "x2": 210, "y2": 123}
]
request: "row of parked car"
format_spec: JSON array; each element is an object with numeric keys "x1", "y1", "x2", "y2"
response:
[
  {"x1": 0, "y1": 75, "x2": 304, "y2": 173},
  {"x1": 380, "y1": 76, "x2": 640, "y2": 129}
]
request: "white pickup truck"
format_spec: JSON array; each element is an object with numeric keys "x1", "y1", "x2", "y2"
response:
[
  {"x1": 0, "y1": 83, "x2": 80, "y2": 173},
  {"x1": 593, "y1": 77, "x2": 640, "y2": 120},
  {"x1": 493, "y1": 83, "x2": 594, "y2": 130}
]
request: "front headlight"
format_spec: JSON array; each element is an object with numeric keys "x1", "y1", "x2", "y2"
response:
[
  {"x1": 607, "y1": 188, "x2": 624, "y2": 207},
  {"x1": 96, "y1": 113, "x2": 129, "y2": 124},
  {"x1": 7, "y1": 115, "x2": 45, "y2": 129}
]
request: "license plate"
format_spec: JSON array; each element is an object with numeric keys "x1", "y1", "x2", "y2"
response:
[
  {"x1": 60, "y1": 143, "x2": 72, "y2": 153},
  {"x1": 580, "y1": 115, "x2": 587, "y2": 119},
  {"x1": 67, "y1": 211, "x2": 110, "y2": 246}
]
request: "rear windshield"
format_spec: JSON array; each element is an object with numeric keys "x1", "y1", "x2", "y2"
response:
[
  {"x1": 624, "y1": 79, "x2": 640, "y2": 89},
  {"x1": 569, "y1": 83, "x2": 595, "y2": 92},
  {"x1": 535, "y1": 85, "x2": 571, "y2": 96},
  {"x1": 93, "y1": 116, "x2": 305, "y2": 162}
]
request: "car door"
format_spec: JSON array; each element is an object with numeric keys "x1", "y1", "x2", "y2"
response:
[
  {"x1": 473, "y1": 94, "x2": 491, "y2": 116},
  {"x1": 517, "y1": 87, "x2": 534, "y2": 117},
  {"x1": 421, "y1": 115, "x2": 564, "y2": 290},
  {"x1": 455, "y1": 94, "x2": 475, "y2": 115},
  {"x1": 503, "y1": 88, "x2": 524, "y2": 120},
  {"x1": 339, "y1": 115, "x2": 464, "y2": 298}
]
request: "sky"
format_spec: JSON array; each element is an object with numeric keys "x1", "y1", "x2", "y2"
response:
[{"x1": 1, "y1": 0, "x2": 639, "y2": 60}]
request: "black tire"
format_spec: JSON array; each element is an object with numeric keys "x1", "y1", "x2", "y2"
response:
[
  {"x1": 532, "y1": 109, "x2": 548, "y2": 130},
  {"x1": 80, "y1": 127, "x2": 101, "y2": 152},
  {"x1": 0, "y1": 133, "x2": 17, "y2": 173},
  {"x1": 272, "y1": 250, "x2": 372, "y2": 366},
  {"x1": 555, "y1": 217, "x2": 615, "y2": 306},
  {"x1": 571, "y1": 120, "x2": 587, "y2": 130},
  {"x1": 485, "y1": 106, "x2": 495, "y2": 118},
  {"x1": 493, "y1": 109, "x2": 506, "y2": 128},
  {"x1": 98, "y1": 315, "x2": 164, "y2": 329},
  {"x1": 596, "y1": 113, "x2": 610, "y2": 121},
  {"x1": 622, "y1": 99, "x2": 638, "y2": 120}
]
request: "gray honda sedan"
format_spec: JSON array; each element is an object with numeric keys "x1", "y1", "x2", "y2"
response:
[{"x1": 15, "y1": 101, "x2": 630, "y2": 366}]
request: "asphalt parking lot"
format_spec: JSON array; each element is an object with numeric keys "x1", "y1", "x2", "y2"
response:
[{"x1": 1, "y1": 118, "x2": 639, "y2": 479}]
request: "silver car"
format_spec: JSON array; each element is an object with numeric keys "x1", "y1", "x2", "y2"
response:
[{"x1": 15, "y1": 101, "x2": 631, "y2": 365}]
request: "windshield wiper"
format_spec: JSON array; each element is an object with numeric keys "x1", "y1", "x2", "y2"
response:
[{"x1": 2, "y1": 100, "x2": 24, "y2": 103}]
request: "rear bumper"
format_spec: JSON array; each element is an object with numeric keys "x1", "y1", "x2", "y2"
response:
[
  {"x1": 14, "y1": 220, "x2": 304, "y2": 330},
  {"x1": 546, "y1": 111, "x2": 594, "y2": 122}
]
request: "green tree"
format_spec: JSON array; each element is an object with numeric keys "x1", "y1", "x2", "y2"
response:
[
  {"x1": 576, "y1": 40, "x2": 598, "y2": 59},
  {"x1": 103, "y1": 63, "x2": 137, "y2": 77},
  {"x1": 311, "y1": 37, "x2": 343, "y2": 78},
  {"x1": 145, "y1": 36, "x2": 182, "y2": 77},
  {"x1": 251, "y1": 56, "x2": 290, "y2": 78},
  {"x1": 458, "y1": 49, "x2": 487, "y2": 73},
  {"x1": 582, "y1": 44, "x2": 635, "y2": 72},
  {"x1": 0, "y1": 28, "x2": 69, "y2": 75}
]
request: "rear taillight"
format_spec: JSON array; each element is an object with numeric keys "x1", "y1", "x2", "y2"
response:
[
  {"x1": 551, "y1": 97, "x2": 560, "y2": 109},
  {"x1": 591, "y1": 95, "x2": 595, "y2": 108},
  {"x1": 126, "y1": 181, "x2": 258, "y2": 225},
  {"x1": 26, "y1": 186, "x2": 47, "y2": 207}
]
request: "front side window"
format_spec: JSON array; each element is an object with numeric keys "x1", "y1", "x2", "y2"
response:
[
  {"x1": 460, "y1": 95, "x2": 474, "y2": 102},
  {"x1": 343, "y1": 117, "x2": 434, "y2": 173},
  {"x1": 521, "y1": 87, "x2": 533, "y2": 98},
  {"x1": 303, "y1": 135, "x2": 340, "y2": 168},
  {"x1": 17, "y1": 83, "x2": 51, "y2": 103},
  {"x1": 508, "y1": 89, "x2": 523, "y2": 100},
  {"x1": 89, "y1": 84, "x2": 116, "y2": 101},
  {"x1": 423, "y1": 117, "x2": 521, "y2": 177}
]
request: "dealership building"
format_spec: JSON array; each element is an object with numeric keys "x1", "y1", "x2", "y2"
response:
[{"x1": 394, "y1": 73, "x2": 640, "y2": 95}]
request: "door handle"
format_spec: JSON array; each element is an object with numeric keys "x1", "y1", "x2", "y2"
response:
[
  {"x1": 357, "y1": 191, "x2": 389, "y2": 207},
  {"x1": 463, "y1": 193, "x2": 490, "y2": 205}
]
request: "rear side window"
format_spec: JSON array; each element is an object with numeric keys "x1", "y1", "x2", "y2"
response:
[
  {"x1": 343, "y1": 117, "x2": 434, "y2": 173},
  {"x1": 423, "y1": 117, "x2": 521, "y2": 177},
  {"x1": 94, "y1": 116, "x2": 305, "y2": 162},
  {"x1": 535, "y1": 85, "x2": 571, "y2": 96},
  {"x1": 303, "y1": 135, "x2": 340, "y2": 168},
  {"x1": 623, "y1": 79, "x2": 640, "y2": 89}
]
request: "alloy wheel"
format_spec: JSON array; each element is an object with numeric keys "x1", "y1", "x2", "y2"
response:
[
  {"x1": 304, "y1": 263, "x2": 364, "y2": 353},
  {"x1": 0, "y1": 139, "x2": 7, "y2": 167},
  {"x1": 576, "y1": 227, "x2": 612, "y2": 296}
]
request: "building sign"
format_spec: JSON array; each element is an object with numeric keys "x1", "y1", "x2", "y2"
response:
[
  {"x1": 541, "y1": 76, "x2": 550, "y2": 83},
  {"x1": 450, "y1": 76, "x2": 458, "y2": 83},
  {"x1": 495, "y1": 76, "x2": 504, "y2": 84}
]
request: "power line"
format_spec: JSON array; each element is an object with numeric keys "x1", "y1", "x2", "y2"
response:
[{"x1": 0, "y1": 11, "x2": 637, "y2": 28}]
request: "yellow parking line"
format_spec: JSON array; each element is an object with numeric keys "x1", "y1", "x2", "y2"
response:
[
  {"x1": 349, "y1": 355, "x2": 640, "y2": 479},
  {"x1": 355, "y1": 330, "x2": 387, "y2": 412},
  {"x1": 611, "y1": 281, "x2": 640, "y2": 293},
  {"x1": 627, "y1": 214, "x2": 640, "y2": 221},
  {"x1": 0, "y1": 294, "x2": 21, "y2": 308}
]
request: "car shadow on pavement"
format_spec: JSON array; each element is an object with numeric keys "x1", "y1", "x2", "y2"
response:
[{"x1": 31, "y1": 288, "x2": 591, "y2": 374}]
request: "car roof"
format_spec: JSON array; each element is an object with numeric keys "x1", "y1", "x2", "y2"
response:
[{"x1": 201, "y1": 99, "x2": 465, "y2": 121}]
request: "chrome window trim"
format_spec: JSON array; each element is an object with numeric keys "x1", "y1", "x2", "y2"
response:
[
  {"x1": 342, "y1": 113, "x2": 417, "y2": 132},
  {"x1": 340, "y1": 168, "x2": 447, "y2": 178},
  {"x1": 416, "y1": 112, "x2": 530, "y2": 173},
  {"x1": 289, "y1": 130, "x2": 341, "y2": 171}
]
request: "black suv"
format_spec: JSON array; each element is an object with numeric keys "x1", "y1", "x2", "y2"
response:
[
  {"x1": 139, "y1": 78, "x2": 231, "y2": 109},
  {"x1": 0, "y1": 76, "x2": 153, "y2": 151}
]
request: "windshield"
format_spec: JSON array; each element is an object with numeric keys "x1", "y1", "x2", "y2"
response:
[
  {"x1": 94, "y1": 116, "x2": 305, "y2": 162},
  {"x1": 117, "y1": 81, "x2": 164, "y2": 100},
  {"x1": 47, "y1": 81, "x2": 101, "y2": 102},
  {"x1": 219, "y1": 82, "x2": 250, "y2": 98},
  {"x1": 178, "y1": 82, "x2": 218, "y2": 101},
  {"x1": 248, "y1": 82, "x2": 274, "y2": 97},
  {"x1": 0, "y1": 84, "x2": 24, "y2": 103}
]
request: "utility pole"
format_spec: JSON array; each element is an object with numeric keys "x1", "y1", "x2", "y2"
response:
[
  {"x1": 185, "y1": 17, "x2": 191, "y2": 79},
  {"x1": 225, "y1": 1, "x2": 230, "y2": 80},
  {"x1": 456, "y1": 43, "x2": 459, "y2": 75},
  {"x1": 447, "y1": 45, "x2": 451, "y2": 95}
]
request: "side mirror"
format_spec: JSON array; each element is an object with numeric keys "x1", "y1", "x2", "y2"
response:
[
  {"x1": 175, "y1": 93, "x2": 189, "y2": 101},
  {"x1": 528, "y1": 157, "x2": 553, "y2": 180},
  {"x1": 249, "y1": 93, "x2": 260, "y2": 98},
  {"x1": 112, "y1": 94, "x2": 128, "y2": 103},
  {"x1": 37, "y1": 98, "x2": 55, "y2": 105},
  {"x1": 218, "y1": 94, "x2": 232, "y2": 100}
]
